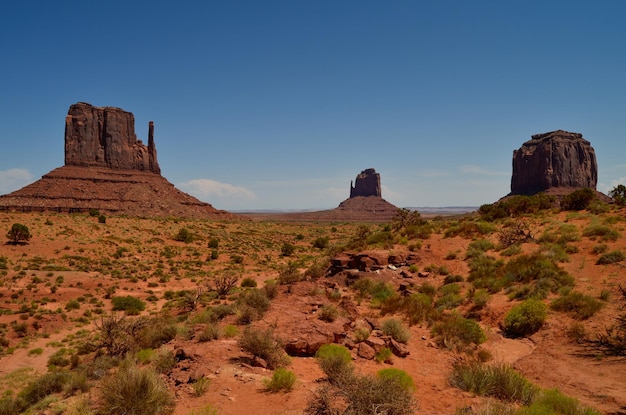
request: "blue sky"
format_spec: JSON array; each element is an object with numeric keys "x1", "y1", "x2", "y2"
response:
[{"x1": 1, "y1": 1, "x2": 625, "y2": 211}]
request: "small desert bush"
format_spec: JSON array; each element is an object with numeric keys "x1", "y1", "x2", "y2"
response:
[
  {"x1": 263, "y1": 367, "x2": 297, "y2": 392},
  {"x1": 238, "y1": 328, "x2": 289, "y2": 369},
  {"x1": 381, "y1": 292, "x2": 437, "y2": 325},
  {"x1": 236, "y1": 288, "x2": 270, "y2": 324},
  {"x1": 551, "y1": 291, "x2": 603, "y2": 320},
  {"x1": 198, "y1": 323, "x2": 221, "y2": 342},
  {"x1": 479, "y1": 194, "x2": 554, "y2": 220},
  {"x1": 354, "y1": 326, "x2": 371, "y2": 342},
  {"x1": 173, "y1": 227, "x2": 194, "y2": 243},
  {"x1": 596, "y1": 250, "x2": 626, "y2": 265},
  {"x1": 306, "y1": 370, "x2": 417, "y2": 415},
  {"x1": 318, "y1": 304, "x2": 339, "y2": 322},
  {"x1": 277, "y1": 263, "x2": 302, "y2": 285},
  {"x1": 98, "y1": 363, "x2": 174, "y2": 415},
  {"x1": 18, "y1": 370, "x2": 71, "y2": 408},
  {"x1": 503, "y1": 299, "x2": 547, "y2": 338},
  {"x1": 240, "y1": 277, "x2": 257, "y2": 288},
  {"x1": 312, "y1": 236, "x2": 330, "y2": 249},
  {"x1": 466, "y1": 238, "x2": 496, "y2": 259},
  {"x1": 377, "y1": 368, "x2": 415, "y2": 391},
  {"x1": 315, "y1": 344, "x2": 353, "y2": 384},
  {"x1": 431, "y1": 313, "x2": 486, "y2": 350},
  {"x1": 583, "y1": 224, "x2": 620, "y2": 242},
  {"x1": 381, "y1": 318, "x2": 410, "y2": 344},
  {"x1": 518, "y1": 388, "x2": 602, "y2": 415},
  {"x1": 560, "y1": 188, "x2": 596, "y2": 211},
  {"x1": 111, "y1": 296, "x2": 146, "y2": 315},
  {"x1": 153, "y1": 348, "x2": 176, "y2": 374},
  {"x1": 192, "y1": 377, "x2": 211, "y2": 397},
  {"x1": 450, "y1": 361, "x2": 539, "y2": 404},
  {"x1": 281, "y1": 242, "x2": 296, "y2": 256},
  {"x1": 445, "y1": 220, "x2": 496, "y2": 238},
  {"x1": 375, "y1": 347, "x2": 393, "y2": 363}
]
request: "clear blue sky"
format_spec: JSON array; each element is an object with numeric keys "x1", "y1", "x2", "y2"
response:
[{"x1": 1, "y1": 1, "x2": 625, "y2": 211}]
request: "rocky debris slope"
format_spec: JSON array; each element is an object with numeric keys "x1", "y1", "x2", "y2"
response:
[{"x1": 510, "y1": 130, "x2": 598, "y2": 195}]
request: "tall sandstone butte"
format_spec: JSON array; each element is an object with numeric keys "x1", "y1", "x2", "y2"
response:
[
  {"x1": 0, "y1": 102, "x2": 233, "y2": 218},
  {"x1": 65, "y1": 102, "x2": 160, "y2": 174},
  {"x1": 350, "y1": 168, "x2": 382, "y2": 198},
  {"x1": 510, "y1": 130, "x2": 598, "y2": 195}
]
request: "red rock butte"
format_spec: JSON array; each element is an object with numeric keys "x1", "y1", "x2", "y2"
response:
[
  {"x1": 0, "y1": 102, "x2": 234, "y2": 219},
  {"x1": 510, "y1": 130, "x2": 598, "y2": 196}
]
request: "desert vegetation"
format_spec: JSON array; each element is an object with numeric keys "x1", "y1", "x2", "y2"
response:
[{"x1": 0, "y1": 195, "x2": 625, "y2": 414}]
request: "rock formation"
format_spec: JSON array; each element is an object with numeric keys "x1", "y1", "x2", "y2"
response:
[
  {"x1": 510, "y1": 130, "x2": 598, "y2": 195},
  {"x1": 0, "y1": 103, "x2": 234, "y2": 219},
  {"x1": 65, "y1": 102, "x2": 160, "y2": 174},
  {"x1": 350, "y1": 168, "x2": 381, "y2": 198}
]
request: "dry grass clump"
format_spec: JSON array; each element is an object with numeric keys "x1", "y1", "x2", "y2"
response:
[
  {"x1": 98, "y1": 362, "x2": 174, "y2": 415},
  {"x1": 238, "y1": 327, "x2": 290, "y2": 369}
]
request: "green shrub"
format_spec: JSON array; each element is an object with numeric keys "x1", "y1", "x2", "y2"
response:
[
  {"x1": 173, "y1": 228, "x2": 194, "y2": 243},
  {"x1": 381, "y1": 318, "x2": 410, "y2": 344},
  {"x1": 560, "y1": 188, "x2": 596, "y2": 211},
  {"x1": 583, "y1": 224, "x2": 620, "y2": 242},
  {"x1": 111, "y1": 296, "x2": 146, "y2": 315},
  {"x1": 596, "y1": 250, "x2": 626, "y2": 265},
  {"x1": 240, "y1": 277, "x2": 257, "y2": 288},
  {"x1": 503, "y1": 299, "x2": 547, "y2": 338},
  {"x1": 281, "y1": 242, "x2": 296, "y2": 256},
  {"x1": 450, "y1": 361, "x2": 539, "y2": 404},
  {"x1": 318, "y1": 304, "x2": 339, "y2": 322},
  {"x1": 98, "y1": 363, "x2": 174, "y2": 415},
  {"x1": 501, "y1": 253, "x2": 574, "y2": 299},
  {"x1": 207, "y1": 238, "x2": 219, "y2": 249},
  {"x1": 315, "y1": 344, "x2": 353, "y2": 384},
  {"x1": 198, "y1": 323, "x2": 221, "y2": 342},
  {"x1": 153, "y1": 348, "x2": 177, "y2": 374},
  {"x1": 466, "y1": 238, "x2": 496, "y2": 259},
  {"x1": 312, "y1": 236, "x2": 330, "y2": 249},
  {"x1": 66, "y1": 299, "x2": 81, "y2": 311},
  {"x1": 375, "y1": 347, "x2": 393, "y2": 364},
  {"x1": 518, "y1": 388, "x2": 601, "y2": 415},
  {"x1": 18, "y1": 370, "x2": 71, "y2": 407},
  {"x1": 381, "y1": 292, "x2": 436, "y2": 325},
  {"x1": 591, "y1": 243, "x2": 608, "y2": 255},
  {"x1": 444, "y1": 220, "x2": 496, "y2": 238},
  {"x1": 98, "y1": 215, "x2": 107, "y2": 224},
  {"x1": 431, "y1": 313, "x2": 486, "y2": 350},
  {"x1": 263, "y1": 367, "x2": 297, "y2": 392},
  {"x1": 236, "y1": 288, "x2": 270, "y2": 323},
  {"x1": 377, "y1": 368, "x2": 415, "y2": 391},
  {"x1": 238, "y1": 328, "x2": 289, "y2": 369},
  {"x1": 551, "y1": 291, "x2": 603, "y2": 319},
  {"x1": 479, "y1": 194, "x2": 555, "y2": 220}
]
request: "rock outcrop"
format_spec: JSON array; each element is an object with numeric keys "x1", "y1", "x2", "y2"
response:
[
  {"x1": 65, "y1": 102, "x2": 160, "y2": 174},
  {"x1": 0, "y1": 103, "x2": 235, "y2": 219},
  {"x1": 510, "y1": 130, "x2": 598, "y2": 195},
  {"x1": 350, "y1": 168, "x2": 381, "y2": 198}
]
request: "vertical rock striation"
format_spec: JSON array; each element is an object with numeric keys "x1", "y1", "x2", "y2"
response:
[
  {"x1": 511, "y1": 130, "x2": 597, "y2": 195},
  {"x1": 64, "y1": 102, "x2": 160, "y2": 174}
]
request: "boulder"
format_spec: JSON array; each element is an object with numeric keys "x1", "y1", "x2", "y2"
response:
[{"x1": 510, "y1": 130, "x2": 597, "y2": 195}]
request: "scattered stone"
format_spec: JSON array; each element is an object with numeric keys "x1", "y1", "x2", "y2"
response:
[
  {"x1": 358, "y1": 342, "x2": 376, "y2": 360},
  {"x1": 418, "y1": 271, "x2": 431, "y2": 278},
  {"x1": 388, "y1": 339, "x2": 410, "y2": 357}
]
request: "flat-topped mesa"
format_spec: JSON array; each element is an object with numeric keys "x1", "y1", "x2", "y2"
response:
[
  {"x1": 64, "y1": 102, "x2": 161, "y2": 174},
  {"x1": 510, "y1": 130, "x2": 597, "y2": 195},
  {"x1": 350, "y1": 168, "x2": 381, "y2": 198}
]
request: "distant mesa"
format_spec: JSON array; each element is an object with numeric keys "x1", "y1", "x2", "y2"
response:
[
  {"x1": 509, "y1": 130, "x2": 601, "y2": 198},
  {"x1": 0, "y1": 102, "x2": 233, "y2": 218}
]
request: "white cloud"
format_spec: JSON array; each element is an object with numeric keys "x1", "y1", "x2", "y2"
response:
[
  {"x1": 0, "y1": 168, "x2": 33, "y2": 195},
  {"x1": 178, "y1": 179, "x2": 256, "y2": 206},
  {"x1": 598, "y1": 176, "x2": 626, "y2": 194}
]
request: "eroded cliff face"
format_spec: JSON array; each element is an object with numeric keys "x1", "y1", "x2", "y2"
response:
[
  {"x1": 64, "y1": 102, "x2": 160, "y2": 174},
  {"x1": 350, "y1": 168, "x2": 382, "y2": 198},
  {"x1": 511, "y1": 130, "x2": 597, "y2": 195}
]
